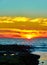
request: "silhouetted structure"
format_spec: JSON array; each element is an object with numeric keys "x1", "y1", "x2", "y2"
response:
[{"x1": 0, "y1": 45, "x2": 40, "y2": 65}]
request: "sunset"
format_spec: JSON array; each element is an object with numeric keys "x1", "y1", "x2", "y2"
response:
[
  {"x1": 0, "y1": 0, "x2": 47, "y2": 65},
  {"x1": 0, "y1": 16, "x2": 47, "y2": 39}
]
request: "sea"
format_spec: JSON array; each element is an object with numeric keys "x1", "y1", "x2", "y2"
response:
[{"x1": 0, "y1": 38, "x2": 47, "y2": 65}]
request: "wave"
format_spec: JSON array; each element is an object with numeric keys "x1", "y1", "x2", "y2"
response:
[{"x1": 0, "y1": 38, "x2": 47, "y2": 52}]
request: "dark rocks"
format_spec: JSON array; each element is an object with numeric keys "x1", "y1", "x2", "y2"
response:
[{"x1": 0, "y1": 45, "x2": 40, "y2": 65}]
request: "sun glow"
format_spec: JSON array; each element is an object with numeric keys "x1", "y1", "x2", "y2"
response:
[
  {"x1": 25, "y1": 34, "x2": 32, "y2": 39},
  {"x1": 0, "y1": 16, "x2": 47, "y2": 38},
  {"x1": 0, "y1": 28, "x2": 47, "y2": 38},
  {"x1": 21, "y1": 34, "x2": 37, "y2": 39}
]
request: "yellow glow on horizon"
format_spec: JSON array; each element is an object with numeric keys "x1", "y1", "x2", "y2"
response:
[
  {"x1": 23, "y1": 34, "x2": 32, "y2": 39},
  {"x1": 21, "y1": 34, "x2": 39, "y2": 39},
  {"x1": 12, "y1": 17, "x2": 30, "y2": 22},
  {"x1": 0, "y1": 16, "x2": 47, "y2": 38},
  {"x1": 0, "y1": 16, "x2": 47, "y2": 23},
  {"x1": 0, "y1": 28, "x2": 47, "y2": 38},
  {"x1": 30, "y1": 18, "x2": 43, "y2": 22},
  {"x1": 0, "y1": 16, "x2": 47, "y2": 30},
  {"x1": 0, "y1": 28, "x2": 39, "y2": 32}
]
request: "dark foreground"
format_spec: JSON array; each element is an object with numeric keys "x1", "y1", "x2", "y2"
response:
[{"x1": 0, "y1": 45, "x2": 40, "y2": 65}]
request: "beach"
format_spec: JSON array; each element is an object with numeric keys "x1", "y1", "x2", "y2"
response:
[{"x1": 32, "y1": 52, "x2": 47, "y2": 65}]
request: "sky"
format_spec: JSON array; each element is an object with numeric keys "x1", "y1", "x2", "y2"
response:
[
  {"x1": 0, "y1": 16, "x2": 47, "y2": 38},
  {"x1": 0, "y1": 0, "x2": 47, "y2": 38},
  {"x1": 0, "y1": 0, "x2": 47, "y2": 18}
]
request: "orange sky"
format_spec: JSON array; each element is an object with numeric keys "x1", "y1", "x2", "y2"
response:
[
  {"x1": 0, "y1": 16, "x2": 47, "y2": 39},
  {"x1": 0, "y1": 29, "x2": 47, "y2": 39}
]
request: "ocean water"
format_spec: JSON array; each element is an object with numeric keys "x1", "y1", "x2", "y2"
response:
[
  {"x1": 0, "y1": 38, "x2": 47, "y2": 65},
  {"x1": 0, "y1": 38, "x2": 47, "y2": 52}
]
